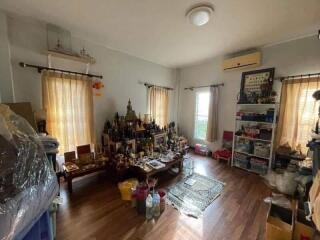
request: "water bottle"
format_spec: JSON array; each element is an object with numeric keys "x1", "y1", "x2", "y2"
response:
[
  {"x1": 153, "y1": 192, "x2": 161, "y2": 217},
  {"x1": 146, "y1": 194, "x2": 153, "y2": 220}
]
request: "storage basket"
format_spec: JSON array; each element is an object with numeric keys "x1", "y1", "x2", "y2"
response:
[
  {"x1": 234, "y1": 158, "x2": 249, "y2": 169},
  {"x1": 250, "y1": 158, "x2": 268, "y2": 175},
  {"x1": 195, "y1": 144, "x2": 209, "y2": 156},
  {"x1": 234, "y1": 152, "x2": 249, "y2": 168},
  {"x1": 254, "y1": 143, "x2": 270, "y2": 158},
  {"x1": 234, "y1": 152, "x2": 248, "y2": 161}
]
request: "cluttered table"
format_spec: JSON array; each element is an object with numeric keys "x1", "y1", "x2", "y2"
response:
[{"x1": 132, "y1": 152, "x2": 184, "y2": 179}]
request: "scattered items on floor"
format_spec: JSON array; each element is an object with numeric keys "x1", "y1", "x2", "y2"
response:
[
  {"x1": 0, "y1": 104, "x2": 59, "y2": 240},
  {"x1": 264, "y1": 170, "x2": 298, "y2": 195},
  {"x1": 119, "y1": 178, "x2": 167, "y2": 220},
  {"x1": 167, "y1": 173, "x2": 225, "y2": 218},
  {"x1": 146, "y1": 193, "x2": 153, "y2": 220},
  {"x1": 264, "y1": 156, "x2": 313, "y2": 198},
  {"x1": 275, "y1": 143, "x2": 306, "y2": 170},
  {"x1": 265, "y1": 197, "x2": 315, "y2": 240},
  {"x1": 276, "y1": 170, "x2": 298, "y2": 196},
  {"x1": 194, "y1": 143, "x2": 210, "y2": 156},
  {"x1": 135, "y1": 183, "x2": 149, "y2": 214}
]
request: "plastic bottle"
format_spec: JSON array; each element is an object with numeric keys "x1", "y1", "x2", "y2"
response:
[
  {"x1": 153, "y1": 192, "x2": 161, "y2": 217},
  {"x1": 146, "y1": 194, "x2": 153, "y2": 220}
]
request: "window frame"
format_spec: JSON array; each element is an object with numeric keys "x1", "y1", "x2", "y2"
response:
[{"x1": 193, "y1": 89, "x2": 210, "y2": 141}]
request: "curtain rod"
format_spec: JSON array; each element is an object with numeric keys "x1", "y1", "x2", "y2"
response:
[
  {"x1": 139, "y1": 81, "x2": 174, "y2": 90},
  {"x1": 19, "y1": 62, "x2": 103, "y2": 79},
  {"x1": 274, "y1": 72, "x2": 320, "y2": 82},
  {"x1": 184, "y1": 83, "x2": 224, "y2": 90}
]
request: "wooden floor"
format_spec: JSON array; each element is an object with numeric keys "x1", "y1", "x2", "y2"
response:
[{"x1": 56, "y1": 153, "x2": 271, "y2": 240}]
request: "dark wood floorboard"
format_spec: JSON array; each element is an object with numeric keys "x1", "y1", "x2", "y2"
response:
[{"x1": 56, "y1": 153, "x2": 271, "y2": 240}]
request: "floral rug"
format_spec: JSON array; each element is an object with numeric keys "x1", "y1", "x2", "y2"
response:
[{"x1": 167, "y1": 172, "x2": 225, "y2": 218}]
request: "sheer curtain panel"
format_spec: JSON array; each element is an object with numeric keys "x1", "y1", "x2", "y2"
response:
[
  {"x1": 276, "y1": 76, "x2": 320, "y2": 153},
  {"x1": 42, "y1": 71, "x2": 94, "y2": 154},
  {"x1": 147, "y1": 86, "x2": 169, "y2": 128}
]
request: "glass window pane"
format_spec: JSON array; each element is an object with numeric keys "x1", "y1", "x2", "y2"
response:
[{"x1": 194, "y1": 91, "x2": 210, "y2": 140}]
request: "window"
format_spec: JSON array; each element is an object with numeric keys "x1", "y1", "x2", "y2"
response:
[{"x1": 194, "y1": 91, "x2": 210, "y2": 140}]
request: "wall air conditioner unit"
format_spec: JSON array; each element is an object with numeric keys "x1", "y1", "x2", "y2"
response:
[{"x1": 222, "y1": 51, "x2": 261, "y2": 71}]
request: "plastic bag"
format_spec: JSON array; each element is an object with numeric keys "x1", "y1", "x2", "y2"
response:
[
  {"x1": 264, "y1": 171, "x2": 277, "y2": 187},
  {"x1": 275, "y1": 170, "x2": 298, "y2": 195},
  {"x1": 0, "y1": 104, "x2": 59, "y2": 240}
]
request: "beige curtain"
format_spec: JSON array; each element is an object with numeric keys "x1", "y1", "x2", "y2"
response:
[
  {"x1": 276, "y1": 77, "x2": 320, "y2": 153},
  {"x1": 206, "y1": 86, "x2": 219, "y2": 142},
  {"x1": 148, "y1": 86, "x2": 169, "y2": 127},
  {"x1": 42, "y1": 71, "x2": 94, "y2": 154}
]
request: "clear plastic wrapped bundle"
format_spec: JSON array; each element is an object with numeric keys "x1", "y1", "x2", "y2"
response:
[{"x1": 0, "y1": 104, "x2": 59, "y2": 240}]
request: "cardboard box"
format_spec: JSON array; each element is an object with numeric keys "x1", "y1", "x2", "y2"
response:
[
  {"x1": 294, "y1": 209, "x2": 315, "y2": 240},
  {"x1": 266, "y1": 204, "x2": 293, "y2": 240}
]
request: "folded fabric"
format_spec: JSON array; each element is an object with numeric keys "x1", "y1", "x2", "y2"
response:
[
  {"x1": 38, "y1": 135, "x2": 59, "y2": 153},
  {"x1": 213, "y1": 149, "x2": 232, "y2": 158}
]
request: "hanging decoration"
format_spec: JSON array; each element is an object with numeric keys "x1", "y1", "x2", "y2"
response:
[{"x1": 92, "y1": 80, "x2": 104, "y2": 96}]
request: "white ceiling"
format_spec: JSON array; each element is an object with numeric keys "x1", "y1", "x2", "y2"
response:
[{"x1": 1, "y1": 0, "x2": 320, "y2": 68}]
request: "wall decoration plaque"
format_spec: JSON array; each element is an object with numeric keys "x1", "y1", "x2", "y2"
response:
[{"x1": 239, "y1": 68, "x2": 275, "y2": 104}]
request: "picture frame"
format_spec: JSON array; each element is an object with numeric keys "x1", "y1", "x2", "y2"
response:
[
  {"x1": 153, "y1": 133, "x2": 167, "y2": 148},
  {"x1": 239, "y1": 68, "x2": 275, "y2": 104},
  {"x1": 126, "y1": 139, "x2": 136, "y2": 154}
]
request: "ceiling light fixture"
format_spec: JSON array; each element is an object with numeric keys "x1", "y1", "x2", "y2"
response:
[{"x1": 186, "y1": 4, "x2": 214, "y2": 27}]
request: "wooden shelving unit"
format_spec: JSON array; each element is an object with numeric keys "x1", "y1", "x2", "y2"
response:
[{"x1": 231, "y1": 103, "x2": 278, "y2": 175}]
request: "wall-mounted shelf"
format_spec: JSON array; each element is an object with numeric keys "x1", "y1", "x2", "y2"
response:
[{"x1": 46, "y1": 50, "x2": 96, "y2": 64}]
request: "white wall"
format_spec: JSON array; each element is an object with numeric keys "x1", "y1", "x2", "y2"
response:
[
  {"x1": 178, "y1": 35, "x2": 320, "y2": 151},
  {"x1": 6, "y1": 13, "x2": 177, "y2": 139},
  {"x1": 0, "y1": 11, "x2": 14, "y2": 102}
]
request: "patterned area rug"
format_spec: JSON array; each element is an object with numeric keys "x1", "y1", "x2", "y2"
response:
[{"x1": 167, "y1": 172, "x2": 225, "y2": 218}]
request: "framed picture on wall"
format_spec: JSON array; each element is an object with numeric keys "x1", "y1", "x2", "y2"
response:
[
  {"x1": 239, "y1": 68, "x2": 275, "y2": 104},
  {"x1": 153, "y1": 133, "x2": 167, "y2": 148}
]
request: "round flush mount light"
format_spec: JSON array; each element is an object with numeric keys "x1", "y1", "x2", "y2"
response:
[{"x1": 186, "y1": 4, "x2": 214, "y2": 26}]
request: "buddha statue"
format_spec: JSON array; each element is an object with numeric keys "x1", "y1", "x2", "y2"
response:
[{"x1": 125, "y1": 99, "x2": 137, "y2": 122}]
